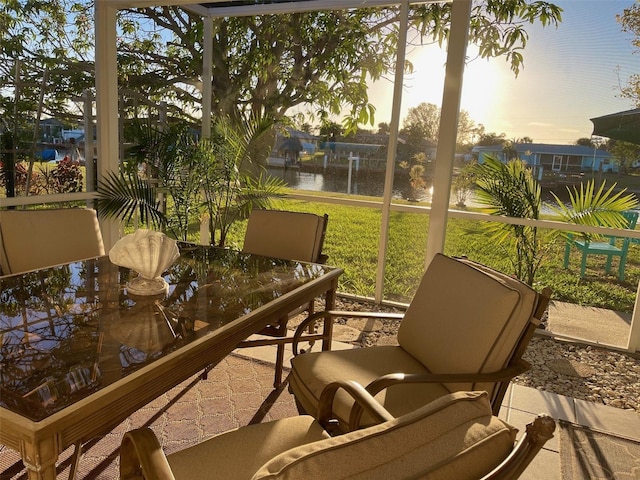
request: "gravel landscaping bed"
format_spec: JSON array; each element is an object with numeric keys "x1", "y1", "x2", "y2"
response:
[{"x1": 322, "y1": 296, "x2": 640, "y2": 413}]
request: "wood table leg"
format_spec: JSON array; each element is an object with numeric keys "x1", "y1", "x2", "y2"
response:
[
  {"x1": 20, "y1": 435, "x2": 59, "y2": 480},
  {"x1": 322, "y1": 283, "x2": 338, "y2": 351}
]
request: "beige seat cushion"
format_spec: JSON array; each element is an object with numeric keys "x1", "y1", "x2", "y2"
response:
[
  {"x1": 254, "y1": 391, "x2": 516, "y2": 480},
  {"x1": 290, "y1": 345, "x2": 451, "y2": 427},
  {"x1": 0, "y1": 208, "x2": 105, "y2": 274},
  {"x1": 167, "y1": 415, "x2": 329, "y2": 480},
  {"x1": 243, "y1": 210, "x2": 325, "y2": 262},
  {"x1": 397, "y1": 253, "x2": 536, "y2": 395}
]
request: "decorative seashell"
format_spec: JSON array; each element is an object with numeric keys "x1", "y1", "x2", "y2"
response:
[
  {"x1": 110, "y1": 299, "x2": 176, "y2": 354},
  {"x1": 109, "y1": 230, "x2": 180, "y2": 296}
]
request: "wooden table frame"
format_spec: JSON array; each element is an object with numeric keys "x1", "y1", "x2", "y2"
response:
[{"x1": 0, "y1": 265, "x2": 341, "y2": 480}]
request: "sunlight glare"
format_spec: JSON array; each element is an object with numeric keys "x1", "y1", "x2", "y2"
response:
[{"x1": 459, "y1": 47, "x2": 505, "y2": 128}]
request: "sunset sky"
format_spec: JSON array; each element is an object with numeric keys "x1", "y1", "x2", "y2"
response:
[{"x1": 368, "y1": 0, "x2": 637, "y2": 145}]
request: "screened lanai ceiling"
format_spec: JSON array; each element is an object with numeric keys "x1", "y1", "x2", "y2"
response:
[
  {"x1": 190, "y1": 0, "x2": 410, "y2": 15},
  {"x1": 112, "y1": 0, "x2": 435, "y2": 17}
]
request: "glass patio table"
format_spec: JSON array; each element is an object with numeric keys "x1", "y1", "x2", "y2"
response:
[{"x1": 0, "y1": 243, "x2": 342, "y2": 480}]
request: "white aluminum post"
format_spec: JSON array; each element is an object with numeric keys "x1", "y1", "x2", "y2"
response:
[
  {"x1": 83, "y1": 89, "x2": 95, "y2": 194},
  {"x1": 628, "y1": 282, "x2": 640, "y2": 351},
  {"x1": 374, "y1": 0, "x2": 409, "y2": 303},
  {"x1": 95, "y1": 0, "x2": 120, "y2": 249},
  {"x1": 425, "y1": 0, "x2": 472, "y2": 267}
]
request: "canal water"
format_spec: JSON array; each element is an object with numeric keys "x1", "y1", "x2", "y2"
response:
[
  {"x1": 267, "y1": 166, "x2": 426, "y2": 202},
  {"x1": 265, "y1": 166, "x2": 613, "y2": 213}
]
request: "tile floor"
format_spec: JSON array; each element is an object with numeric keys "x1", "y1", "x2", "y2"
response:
[{"x1": 501, "y1": 383, "x2": 640, "y2": 479}]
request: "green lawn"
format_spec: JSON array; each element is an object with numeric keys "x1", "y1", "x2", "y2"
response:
[{"x1": 218, "y1": 197, "x2": 640, "y2": 312}]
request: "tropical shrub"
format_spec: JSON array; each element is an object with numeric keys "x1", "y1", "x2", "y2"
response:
[
  {"x1": 96, "y1": 115, "x2": 285, "y2": 244},
  {"x1": 44, "y1": 158, "x2": 83, "y2": 193},
  {"x1": 474, "y1": 155, "x2": 638, "y2": 285}
]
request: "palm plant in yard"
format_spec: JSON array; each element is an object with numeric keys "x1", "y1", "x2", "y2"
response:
[
  {"x1": 549, "y1": 181, "x2": 639, "y2": 240},
  {"x1": 96, "y1": 115, "x2": 285, "y2": 244},
  {"x1": 473, "y1": 156, "x2": 638, "y2": 286},
  {"x1": 474, "y1": 156, "x2": 544, "y2": 285}
]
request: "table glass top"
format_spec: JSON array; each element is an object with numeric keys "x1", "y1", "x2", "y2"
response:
[{"x1": 0, "y1": 244, "x2": 334, "y2": 421}]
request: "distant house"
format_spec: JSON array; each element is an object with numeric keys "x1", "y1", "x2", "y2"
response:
[
  {"x1": 39, "y1": 118, "x2": 65, "y2": 143},
  {"x1": 278, "y1": 128, "x2": 318, "y2": 153},
  {"x1": 471, "y1": 143, "x2": 615, "y2": 175}
]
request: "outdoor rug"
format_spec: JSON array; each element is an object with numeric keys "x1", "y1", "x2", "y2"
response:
[
  {"x1": 559, "y1": 419, "x2": 640, "y2": 479},
  {"x1": 0, "y1": 353, "x2": 297, "y2": 479}
]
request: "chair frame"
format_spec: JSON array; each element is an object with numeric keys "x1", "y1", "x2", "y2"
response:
[
  {"x1": 291, "y1": 286, "x2": 552, "y2": 419},
  {"x1": 235, "y1": 211, "x2": 329, "y2": 388},
  {"x1": 563, "y1": 210, "x2": 639, "y2": 281},
  {"x1": 120, "y1": 380, "x2": 555, "y2": 480}
]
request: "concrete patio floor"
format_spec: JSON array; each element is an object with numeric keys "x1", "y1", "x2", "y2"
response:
[{"x1": 547, "y1": 300, "x2": 634, "y2": 350}]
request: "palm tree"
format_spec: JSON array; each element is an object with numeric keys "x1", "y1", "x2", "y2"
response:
[
  {"x1": 96, "y1": 115, "x2": 285, "y2": 245},
  {"x1": 474, "y1": 156, "x2": 542, "y2": 285},
  {"x1": 474, "y1": 156, "x2": 638, "y2": 285}
]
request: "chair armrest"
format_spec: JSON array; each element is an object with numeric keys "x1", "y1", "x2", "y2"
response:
[
  {"x1": 366, "y1": 360, "x2": 531, "y2": 395},
  {"x1": 120, "y1": 427, "x2": 176, "y2": 480},
  {"x1": 347, "y1": 360, "x2": 531, "y2": 429},
  {"x1": 291, "y1": 310, "x2": 405, "y2": 355},
  {"x1": 317, "y1": 379, "x2": 394, "y2": 433},
  {"x1": 481, "y1": 415, "x2": 556, "y2": 480}
]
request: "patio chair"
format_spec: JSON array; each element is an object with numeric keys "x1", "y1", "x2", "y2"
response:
[
  {"x1": 0, "y1": 208, "x2": 105, "y2": 275},
  {"x1": 120, "y1": 388, "x2": 555, "y2": 480},
  {"x1": 241, "y1": 208, "x2": 329, "y2": 264},
  {"x1": 563, "y1": 210, "x2": 639, "y2": 281},
  {"x1": 236, "y1": 209, "x2": 329, "y2": 387},
  {"x1": 289, "y1": 253, "x2": 551, "y2": 432}
]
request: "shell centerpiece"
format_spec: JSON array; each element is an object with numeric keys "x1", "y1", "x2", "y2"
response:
[{"x1": 109, "y1": 230, "x2": 180, "y2": 296}]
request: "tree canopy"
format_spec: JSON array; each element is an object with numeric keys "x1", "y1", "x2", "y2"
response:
[
  {"x1": 1, "y1": 0, "x2": 563, "y2": 143},
  {"x1": 617, "y1": 1, "x2": 640, "y2": 107}
]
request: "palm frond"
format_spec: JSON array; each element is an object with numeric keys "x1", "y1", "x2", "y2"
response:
[
  {"x1": 96, "y1": 171, "x2": 165, "y2": 229},
  {"x1": 548, "y1": 179, "x2": 639, "y2": 240}
]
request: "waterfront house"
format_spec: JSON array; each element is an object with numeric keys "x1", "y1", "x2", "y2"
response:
[{"x1": 472, "y1": 143, "x2": 615, "y2": 187}]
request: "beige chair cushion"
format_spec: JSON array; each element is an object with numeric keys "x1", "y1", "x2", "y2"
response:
[
  {"x1": 167, "y1": 415, "x2": 330, "y2": 480},
  {"x1": 290, "y1": 345, "x2": 451, "y2": 426},
  {"x1": 0, "y1": 208, "x2": 105, "y2": 274},
  {"x1": 242, "y1": 210, "x2": 326, "y2": 262},
  {"x1": 254, "y1": 391, "x2": 516, "y2": 480},
  {"x1": 455, "y1": 256, "x2": 538, "y2": 392},
  {"x1": 397, "y1": 253, "x2": 536, "y2": 394}
]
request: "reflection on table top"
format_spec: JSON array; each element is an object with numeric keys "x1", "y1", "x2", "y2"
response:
[{"x1": 0, "y1": 244, "x2": 337, "y2": 421}]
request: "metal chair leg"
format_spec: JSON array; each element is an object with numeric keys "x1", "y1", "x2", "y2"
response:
[
  {"x1": 274, "y1": 344, "x2": 285, "y2": 388},
  {"x1": 68, "y1": 442, "x2": 83, "y2": 480}
]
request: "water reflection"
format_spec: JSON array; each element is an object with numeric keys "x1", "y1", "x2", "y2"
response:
[
  {"x1": 266, "y1": 166, "x2": 623, "y2": 213},
  {"x1": 267, "y1": 167, "x2": 426, "y2": 201},
  {"x1": 0, "y1": 246, "x2": 333, "y2": 420}
]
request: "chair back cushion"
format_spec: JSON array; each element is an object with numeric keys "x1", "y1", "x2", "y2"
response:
[
  {"x1": 253, "y1": 391, "x2": 516, "y2": 480},
  {"x1": 397, "y1": 254, "x2": 538, "y2": 394},
  {"x1": 243, "y1": 210, "x2": 327, "y2": 263},
  {"x1": 0, "y1": 208, "x2": 105, "y2": 274}
]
